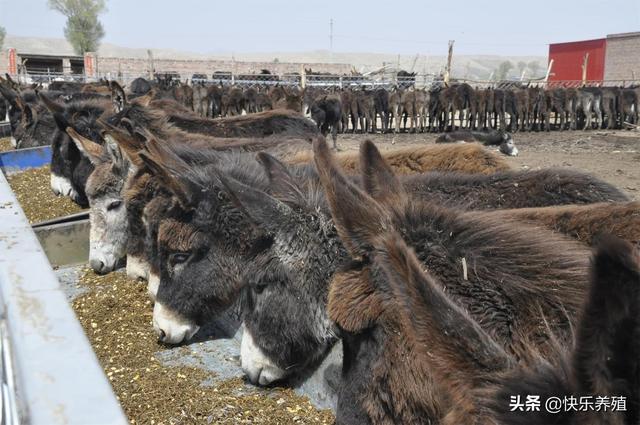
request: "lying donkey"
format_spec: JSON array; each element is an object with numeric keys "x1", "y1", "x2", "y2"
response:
[{"x1": 436, "y1": 129, "x2": 518, "y2": 156}]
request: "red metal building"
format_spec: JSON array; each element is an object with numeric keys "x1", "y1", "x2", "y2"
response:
[{"x1": 548, "y1": 38, "x2": 606, "y2": 82}]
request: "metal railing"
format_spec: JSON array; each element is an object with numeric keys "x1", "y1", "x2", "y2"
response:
[
  {"x1": 0, "y1": 170, "x2": 128, "y2": 425},
  {"x1": 0, "y1": 300, "x2": 20, "y2": 425},
  {"x1": 7, "y1": 71, "x2": 640, "y2": 91}
]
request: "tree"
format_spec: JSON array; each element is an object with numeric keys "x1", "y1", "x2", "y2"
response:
[
  {"x1": 48, "y1": 0, "x2": 106, "y2": 55},
  {"x1": 497, "y1": 60, "x2": 513, "y2": 80},
  {"x1": 517, "y1": 61, "x2": 527, "y2": 77},
  {"x1": 0, "y1": 26, "x2": 5, "y2": 50},
  {"x1": 528, "y1": 61, "x2": 541, "y2": 77}
]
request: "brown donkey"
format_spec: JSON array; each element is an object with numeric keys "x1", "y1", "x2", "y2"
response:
[
  {"x1": 313, "y1": 137, "x2": 595, "y2": 423},
  {"x1": 375, "y1": 233, "x2": 639, "y2": 425}
]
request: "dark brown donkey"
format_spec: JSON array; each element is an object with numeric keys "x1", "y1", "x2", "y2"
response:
[
  {"x1": 313, "y1": 137, "x2": 593, "y2": 424},
  {"x1": 374, "y1": 233, "x2": 639, "y2": 425}
]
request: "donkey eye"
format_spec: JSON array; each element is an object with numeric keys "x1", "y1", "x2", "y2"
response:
[
  {"x1": 253, "y1": 281, "x2": 268, "y2": 294},
  {"x1": 107, "y1": 200, "x2": 122, "y2": 211},
  {"x1": 169, "y1": 252, "x2": 191, "y2": 267}
]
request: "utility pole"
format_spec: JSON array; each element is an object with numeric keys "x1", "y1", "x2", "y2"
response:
[
  {"x1": 329, "y1": 18, "x2": 333, "y2": 51},
  {"x1": 445, "y1": 40, "x2": 454, "y2": 85},
  {"x1": 147, "y1": 49, "x2": 154, "y2": 80}
]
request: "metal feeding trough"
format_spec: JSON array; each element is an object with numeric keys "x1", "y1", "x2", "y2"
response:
[
  {"x1": 0, "y1": 170, "x2": 127, "y2": 424},
  {"x1": 0, "y1": 145, "x2": 341, "y2": 423}
]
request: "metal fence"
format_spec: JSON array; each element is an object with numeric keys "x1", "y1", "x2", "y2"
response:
[
  {"x1": 7, "y1": 70, "x2": 640, "y2": 91},
  {"x1": 0, "y1": 167, "x2": 128, "y2": 424}
]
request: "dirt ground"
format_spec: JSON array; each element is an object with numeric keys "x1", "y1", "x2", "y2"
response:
[{"x1": 334, "y1": 130, "x2": 640, "y2": 201}]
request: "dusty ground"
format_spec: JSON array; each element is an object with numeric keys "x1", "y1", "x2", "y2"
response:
[
  {"x1": 335, "y1": 130, "x2": 640, "y2": 201},
  {"x1": 68, "y1": 268, "x2": 334, "y2": 424}
]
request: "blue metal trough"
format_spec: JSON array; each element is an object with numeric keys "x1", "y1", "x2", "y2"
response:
[{"x1": 0, "y1": 146, "x2": 52, "y2": 175}]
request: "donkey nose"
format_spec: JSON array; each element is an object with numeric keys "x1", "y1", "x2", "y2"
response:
[
  {"x1": 245, "y1": 367, "x2": 262, "y2": 386},
  {"x1": 157, "y1": 329, "x2": 166, "y2": 342},
  {"x1": 90, "y1": 259, "x2": 106, "y2": 274}
]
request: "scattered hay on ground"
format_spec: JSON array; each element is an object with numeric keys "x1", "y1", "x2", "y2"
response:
[
  {"x1": 0, "y1": 137, "x2": 13, "y2": 152},
  {"x1": 72, "y1": 269, "x2": 335, "y2": 424}
]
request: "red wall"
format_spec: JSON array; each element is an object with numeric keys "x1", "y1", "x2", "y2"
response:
[{"x1": 548, "y1": 38, "x2": 606, "y2": 82}]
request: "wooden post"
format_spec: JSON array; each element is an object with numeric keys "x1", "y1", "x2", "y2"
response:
[
  {"x1": 520, "y1": 69, "x2": 526, "y2": 81},
  {"x1": 300, "y1": 64, "x2": 306, "y2": 89},
  {"x1": 544, "y1": 59, "x2": 554, "y2": 87},
  {"x1": 444, "y1": 40, "x2": 454, "y2": 85},
  {"x1": 231, "y1": 54, "x2": 236, "y2": 85},
  {"x1": 147, "y1": 49, "x2": 154, "y2": 80},
  {"x1": 581, "y1": 53, "x2": 589, "y2": 86}
]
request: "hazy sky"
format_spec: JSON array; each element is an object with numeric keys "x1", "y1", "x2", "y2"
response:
[{"x1": 1, "y1": 0, "x2": 639, "y2": 57}]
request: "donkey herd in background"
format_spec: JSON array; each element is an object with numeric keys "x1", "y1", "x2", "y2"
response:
[{"x1": 0, "y1": 73, "x2": 639, "y2": 424}]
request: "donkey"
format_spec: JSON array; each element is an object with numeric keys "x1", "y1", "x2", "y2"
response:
[
  {"x1": 435, "y1": 129, "x2": 519, "y2": 156},
  {"x1": 108, "y1": 85, "x2": 318, "y2": 139},
  {"x1": 288, "y1": 142, "x2": 511, "y2": 175},
  {"x1": 214, "y1": 140, "x2": 627, "y2": 388},
  {"x1": 147, "y1": 135, "x2": 628, "y2": 352},
  {"x1": 0, "y1": 84, "x2": 61, "y2": 149},
  {"x1": 309, "y1": 94, "x2": 342, "y2": 149},
  {"x1": 67, "y1": 118, "x2": 312, "y2": 277},
  {"x1": 365, "y1": 230, "x2": 639, "y2": 425},
  {"x1": 311, "y1": 138, "x2": 595, "y2": 423},
  {"x1": 471, "y1": 202, "x2": 640, "y2": 247},
  {"x1": 38, "y1": 93, "x2": 112, "y2": 205}
]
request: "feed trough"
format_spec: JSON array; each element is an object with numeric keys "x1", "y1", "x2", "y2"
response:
[{"x1": 0, "y1": 146, "x2": 339, "y2": 424}]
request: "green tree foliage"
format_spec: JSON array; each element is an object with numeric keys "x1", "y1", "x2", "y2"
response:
[
  {"x1": 0, "y1": 26, "x2": 5, "y2": 50},
  {"x1": 528, "y1": 61, "x2": 541, "y2": 77},
  {"x1": 48, "y1": 0, "x2": 106, "y2": 55},
  {"x1": 497, "y1": 60, "x2": 514, "y2": 80}
]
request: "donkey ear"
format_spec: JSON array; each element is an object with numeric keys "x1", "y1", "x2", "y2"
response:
[
  {"x1": 22, "y1": 102, "x2": 36, "y2": 124},
  {"x1": 138, "y1": 151, "x2": 196, "y2": 211},
  {"x1": 144, "y1": 138, "x2": 191, "y2": 178},
  {"x1": 4, "y1": 73, "x2": 18, "y2": 88},
  {"x1": 53, "y1": 112, "x2": 71, "y2": 132},
  {"x1": 66, "y1": 127, "x2": 104, "y2": 165},
  {"x1": 102, "y1": 134, "x2": 128, "y2": 172},
  {"x1": 15, "y1": 97, "x2": 34, "y2": 124},
  {"x1": 313, "y1": 137, "x2": 391, "y2": 258},
  {"x1": 110, "y1": 81, "x2": 127, "y2": 112},
  {"x1": 572, "y1": 235, "x2": 640, "y2": 397},
  {"x1": 0, "y1": 80, "x2": 18, "y2": 106},
  {"x1": 359, "y1": 140, "x2": 406, "y2": 205},
  {"x1": 216, "y1": 171, "x2": 292, "y2": 233},
  {"x1": 37, "y1": 91, "x2": 65, "y2": 114},
  {"x1": 103, "y1": 131, "x2": 143, "y2": 168},
  {"x1": 256, "y1": 152, "x2": 305, "y2": 207},
  {"x1": 98, "y1": 117, "x2": 144, "y2": 167}
]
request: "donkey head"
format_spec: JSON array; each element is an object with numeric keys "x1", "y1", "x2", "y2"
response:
[
  {"x1": 211, "y1": 151, "x2": 344, "y2": 385},
  {"x1": 312, "y1": 138, "x2": 444, "y2": 423},
  {"x1": 68, "y1": 128, "x2": 133, "y2": 274},
  {"x1": 141, "y1": 147, "x2": 267, "y2": 344}
]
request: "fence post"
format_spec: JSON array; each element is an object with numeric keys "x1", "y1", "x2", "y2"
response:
[
  {"x1": 544, "y1": 59, "x2": 554, "y2": 88},
  {"x1": 581, "y1": 53, "x2": 589, "y2": 87},
  {"x1": 300, "y1": 64, "x2": 306, "y2": 89},
  {"x1": 147, "y1": 49, "x2": 154, "y2": 80},
  {"x1": 444, "y1": 40, "x2": 454, "y2": 85}
]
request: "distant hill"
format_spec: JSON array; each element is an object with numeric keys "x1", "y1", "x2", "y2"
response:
[{"x1": 4, "y1": 35, "x2": 547, "y2": 80}]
